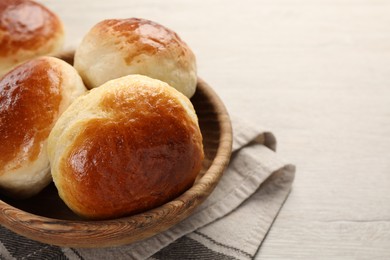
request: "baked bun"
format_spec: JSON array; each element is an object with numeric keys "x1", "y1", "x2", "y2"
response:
[
  {"x1": 0, "y1": 0, "x2": 64, "y2": 77},
  {"x1": 0, "y1": 56, "x2": 87, "y2": 198},
  {"x1": 74, "y1": 18, "x2": 197, "y2": 98},
  {"x1": 48, "y1": 75, "x2": 204, "y2": 219}
]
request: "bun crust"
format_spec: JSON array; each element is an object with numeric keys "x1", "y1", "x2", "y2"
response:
[
  {"x1": 0, "y1": 0, "x2": 64, "y2": 77},
  {"x1": 74, "y1": 18, "x2": 197, "y2": 98},
  {"x1": 0, "y1": 56, "x2": 87, "y2": 198},
  {"x1": 48, "y1": 75, "x2": 204, "y2": 219}
]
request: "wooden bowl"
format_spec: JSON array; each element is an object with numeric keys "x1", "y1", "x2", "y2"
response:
[{"x1": 0, "y1": 53, "x2": 232, "y2": 248}]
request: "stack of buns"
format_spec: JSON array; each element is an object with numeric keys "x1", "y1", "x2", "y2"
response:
[{"x1": 0, "y1": 1, "x2": 203, "y2": 219}]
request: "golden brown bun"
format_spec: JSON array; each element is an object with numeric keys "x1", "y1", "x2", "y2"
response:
[
  {"x1": 48, "y1": 75, "x2": 204, "y2": 219},
  {"x1": 0, "y1": 0, "x2": 64, "y2": 77},
  {"x1": 0, "y1": 56, "x2": 87, "y2": 198},
  {"x1": 74, "y1": 18, "x2": 197, "y2": 98}
]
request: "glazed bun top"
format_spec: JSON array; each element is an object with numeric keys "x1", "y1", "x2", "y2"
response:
[
  {"x1": 0, "y1": 0, "x2": 64, "y2": 77},
  {"x1": 74, "y1": 18, "x2": 197, "y2": 98},
  {"x1": 48, "y1": 75, "x2": 204, "y2": 219},
  {"x1": 0, "y1": 56, "x2": 87, "y2": 198}
]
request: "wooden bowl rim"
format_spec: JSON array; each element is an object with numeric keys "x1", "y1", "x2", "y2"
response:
[{"x1": 0, "y1": 77, "x2": 232, "y2": 248}]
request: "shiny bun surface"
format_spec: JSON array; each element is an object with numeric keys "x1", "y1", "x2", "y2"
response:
[
  {"x1": 0, "y1": 56, "x2": 87, "y2": 198},
  {"x1": 0, "y1": 0, "x2": 64, "y2": 77},
  {"x1": 48, "y1": 75, "x2": 204, "y2": 219},
  {"x1": 74, "y1": 18, "x2": 197, "y2": 98}
]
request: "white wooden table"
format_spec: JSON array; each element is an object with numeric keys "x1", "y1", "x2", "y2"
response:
[{"x1": 40, "y1": 0, "x2": 390, "y2": 258}]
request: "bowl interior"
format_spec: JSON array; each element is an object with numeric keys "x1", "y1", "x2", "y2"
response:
[{"x1": 0, "y1": 81, "x2": 226, "y2": 220}]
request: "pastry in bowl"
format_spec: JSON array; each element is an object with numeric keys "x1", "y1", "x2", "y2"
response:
[
  {"x1": 0, "y1": 0, "x2": 64, "y2": 77},
  {"x1": 74, "y1": 18, "x2": 197, "y2": 98},
  {"x1": 0, "y1": 56, "x2": 87, "y2": 198},
  {"x1": 48, "y1": 75, "x2": 204, "y2": 220}
]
